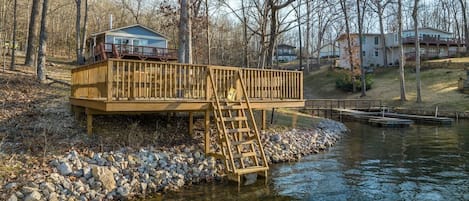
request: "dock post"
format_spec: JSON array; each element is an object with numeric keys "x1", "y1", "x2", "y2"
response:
[
  {"x1": 204, "y1": 109, "x2": 210, "y2": 154},
  {"x1": 86, "y1": 109, "x2": 93, "y2": 135},
  {"x1": 189, "y1": 112, "x2": 194, "y2": 136},
  {"x1": 292, "y1": 112, "x2": 298, "y2": 128},
  {"x1": 261, "y1": 110, "x2": 267, "y2": 130}
]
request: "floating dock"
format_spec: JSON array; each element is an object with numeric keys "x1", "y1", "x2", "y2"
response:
[
  {"x1": 332, "y1": 108, "x2": 452, "y2": 127},
  {"x1": 382, "y1": 113, "x2": 453, "y2": 125}
]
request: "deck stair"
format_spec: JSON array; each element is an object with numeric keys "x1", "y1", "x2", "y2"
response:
[{"x1": 208, "y1": 69, "x2": 269, "y2": 183}]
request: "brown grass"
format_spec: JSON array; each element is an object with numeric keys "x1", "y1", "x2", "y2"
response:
[{"x1": 304, "y1": 61, "x2": 469, "y2": 112}]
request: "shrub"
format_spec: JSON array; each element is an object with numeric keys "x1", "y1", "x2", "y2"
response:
[{"x1": 335, "y1": 71, "x2": 373, "y2": 92}]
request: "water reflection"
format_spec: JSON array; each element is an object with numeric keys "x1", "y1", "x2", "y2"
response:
[{"x1": 158, "y1": 121, "x2": 469, "y2": 201}]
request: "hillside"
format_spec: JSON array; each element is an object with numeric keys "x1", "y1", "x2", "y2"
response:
[{"x1": 304, "y1": 59, "x2": 469, "y2": 112}]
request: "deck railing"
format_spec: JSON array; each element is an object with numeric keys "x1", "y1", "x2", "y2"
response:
[{"x1": 71, "y1": 59, "x2": 304, "y2": 101}]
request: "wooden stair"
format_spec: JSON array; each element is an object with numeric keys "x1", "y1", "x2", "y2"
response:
[{"x1": 208, "y1": 69, "x2": 269, "y2": 183}]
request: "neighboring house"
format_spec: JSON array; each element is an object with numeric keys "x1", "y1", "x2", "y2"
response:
[
  {"x1": 86, "y1": 24, "x2": 177, "y2": 62},
  {"x1": 337, "y1": 27, "x2": 463, "y2": 69},
  {"x1": 319, "y1": 43, "x2": 340, "y2": 58},
  {"x1": 338, "y1": 33, "x2": 384, "y2": 69},
  {"x1": 275, "y1": 44, "x2": 297, "y2": 62}
]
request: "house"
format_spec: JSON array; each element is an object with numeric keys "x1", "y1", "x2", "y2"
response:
[
  {"x1": 86, "y1": 24, "x2": 177, "y2": 62},
  {"x1": 275, "y1": 44, "x2": 297, "y2": 62},
  {"x1": 338, "y1": 33, "x2": 384, "y2": 69},
  {"x1": 337, "y1": 27, "x2": 463, "y2": 69},
  {"x1": 319, "y1": 43, "x2": 339, "y2": 58}
]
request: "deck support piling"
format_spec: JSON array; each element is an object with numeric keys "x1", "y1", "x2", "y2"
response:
[
  {"x1": 261, "y1": 110, "x2": 267, "y2": 130},
  {"x1": 204, "y1": 109, "x2": 210, "y2": 154},
  {"x1": 86, "y1": 110, "x2": 93, "y2": 135},
  {"x1": 189, "y1": 112, "x2": 194, "y2": 136}
]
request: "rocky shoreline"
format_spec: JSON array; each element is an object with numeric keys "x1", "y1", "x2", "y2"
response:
[{"x1": 0, "y1": 119, "x2": 348, "y2": 201}]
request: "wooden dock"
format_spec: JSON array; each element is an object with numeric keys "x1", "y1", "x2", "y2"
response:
[
  {"x1": 332, "y1": 109, "x2": 411, "y2": 127},
  {"x1": 382, "y1": 112, "x2": 453, "y2": 125},
  {"x1": 331, "y1": 108, "x2": 452, "y2": 127},
  {"x1": 368, "y1": 117, "x2": 413, "y2": 128}
]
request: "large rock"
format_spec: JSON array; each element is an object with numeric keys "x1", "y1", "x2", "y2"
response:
[
  {"x1": 91, "y1": 166, "x2": 116, "y2": 191},
  {"x1": 58, "y1": 162, "x2": 73, "y2": 176},
  {"x1": 24, "y1": 191, "x2": 42, "y2": 201}
]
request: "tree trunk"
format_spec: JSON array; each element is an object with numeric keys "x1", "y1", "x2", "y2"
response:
[
  {"x1": 266, "y1": 2, "x2": 277, "y2": 68},
  {"x1": 297, "y1": 0, "x2": 302, "y2": 71},
  {"x1": 378, "y1": 5, "x2": 387, "y2": 67},
  {"x1": 25, "y1": 0, "x2": 40, "y2": 66},
  {"x1": 413, "y1": 0, "x2": 422, "y2": 103},
  {"x1": 79, "y1": 0, "x2": 88, "y2": 64},
  {"x1": 242, "y1": 0, "x2": 248, "y2": 67},
  {"x1": 340, "y1": 0, "x2": 356, "y2": 92},
  {"x1": 178, "y1": 0, "x2": 188, "y2": 63},
  {"x1": 459, "y1": 0, "x2": 469, "y2": 54},
  {"x1": 206, "y1": 0, "x2": 210, "y2": 65},
  {"x1": 10, "y1": 0, "x2": 17, "y2": 71},
  {"x1": 185, "y1": 0, "x2": 192, "y2": 64},
  {"x1": 398, "y1": 0, "x2": 407, "y2": 102},
  {"x1": 305, "y1": 0, "x2": 310, "y2": 73},
  {"x1": 357, "y1": 0, "x2": 366, "y2": 97},
  {"x1": 75, "y1": 0, "x2": 82, "y2": 65},
  {"x1": 37, "y1": 0, "x2": 49, "y2": 82}
]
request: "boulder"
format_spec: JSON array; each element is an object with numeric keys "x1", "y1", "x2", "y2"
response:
[
  {"x1": 24, "y1": 191, "x2": 42, "y2": 201},
  {"x1": 58, "y1": 162, "x2": 73, "y2": 176},
  {"x1": 91, "y1": 166, "x2": 116, "y2": 191}
]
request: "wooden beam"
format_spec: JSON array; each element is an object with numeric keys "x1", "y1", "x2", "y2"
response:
[
  {"x1": 261, "y1": 109, "x2": 267, "y2": 130},
  {"x1": 107, "y1": 60, "x2": 113, "y2": 101},
  {"x1": 189, "y1": 112, "x2": 194, "y2": 137},
  {"x1": 204, "y1": 109, "x2": 210, "y2": 154},
  {"x1": 86, "y1": 110, "x2": 93, "y2": 135}
]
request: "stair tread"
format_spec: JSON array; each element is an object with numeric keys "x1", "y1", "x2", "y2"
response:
[
  {"x1": 218, "y1": 116, "x2": 248, "y2": 122},
  {"x1": 226, "y1": 128, "x2": 251, "y2": 133},
  {"x1": 235, "y1": 166, "x2": 269, "y2": 175},
  {"x1": 231, "y1": 139, "x2": 256, "y2": 146},
  {"x1": 217, "y1": 105, "x2": 246, "y2": 110},
  {"x1": 233, "y1": 151, "x2": 257, "y2": 159}
]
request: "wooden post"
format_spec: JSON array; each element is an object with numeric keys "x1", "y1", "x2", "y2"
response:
[
  {"x1": 204, "y1": 109, "x2": 210, "y2": 154},
  {"x1": 107, "y1": 60, "x2": 113, "y2": 101},
  {"x1": 86, "y1": 108, "x2": 93, "y2": 135},
  {"x1": 291, "y1": 112, "x2": 298, "y2": 128},
  {"x1": 261, "y1": 110, "x2": 267, "y2": 130},
  {"x1": 189, "y1": 112, "x2": 194, "y2": 136}
]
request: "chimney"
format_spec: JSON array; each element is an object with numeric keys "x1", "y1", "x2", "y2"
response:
[{"x1": 110, "y1": 14, "x2": 113, "y2": 29}]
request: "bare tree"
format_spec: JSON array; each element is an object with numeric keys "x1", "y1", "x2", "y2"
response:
[
  {"x1": 122, "y1": 0, "x2": 143, "y2": 24},
  {"x1": 205, "y1": 0, "x2": 210, "y2": 64},
  {"x1": 10, "y1": 0, "x2": 17, "y2": 70},
  {"x1": 75, "y1": 0, "x2": 83, "y2": 64},
  {"x1": 357, "y1": 0, "x2": 367, "y2": 97},
  {"x1": 412, "y1": 0, "x2": 422, "y2": 103},
  {"x1": 266, "y1": 0, "x2": 295, "y2": 67},
  {"x1": 459, "y1": 0, "x2": 469, "y2": 54},
  {"x1": 178, "y1": 0, "x2": 192, "y2": 64},
  {"x1": 37, "y1": 0, "x2": 49, "y2": 82},
  {"x1": 80, "y1": 0, "x2": 88, "y2": 64},
  {"x1": 339, "y1": 0, "x2": 356, "y2": 92},
  {"x1": 25, "y1": 0, "x2": 40, "y2": 66},
  {"x1": 398, "y1": 0, "x2": 407, "y2": 101},
  {"x1": 369, "y1": 0, "x2": 391, "y2": 67},
  {"x1": 305, "y1": 0, "x2": 311, "y2": 73}
]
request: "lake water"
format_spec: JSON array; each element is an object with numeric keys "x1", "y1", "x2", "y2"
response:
[{"x1": 156, "y1": 121, "x2": 469, "y2": 201}]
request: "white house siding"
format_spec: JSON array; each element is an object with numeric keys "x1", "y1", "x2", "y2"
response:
[{"x1": 339, "y1": 28, "x2": 461, "y2": 69}]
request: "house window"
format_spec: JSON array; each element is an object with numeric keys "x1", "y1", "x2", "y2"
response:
[
  {"x1": 374, "y1": 36, "x2": 379, "y2": 45},
  {"x1": 375, "y1": 51, "x2": 379, "y2": 57},
  {"x1": 361, "y1": 36, "x2": 366, "y2": 44},
  {"x1": 362, "y1": 51, "x2": 366, "y2": 56},
  {"x1": 114, "y1": 37, "x2": 130, "y2": 45}
]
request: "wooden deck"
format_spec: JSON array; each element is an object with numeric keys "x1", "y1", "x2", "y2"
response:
[{"x1": 70, "y1": 59, "x2": 304, "y2": 135}]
